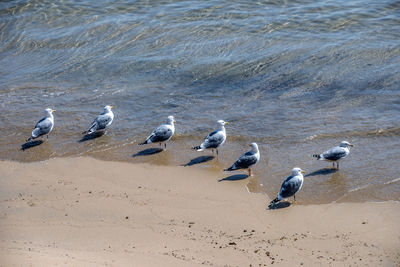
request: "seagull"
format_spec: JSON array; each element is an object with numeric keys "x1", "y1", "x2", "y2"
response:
[
  {"x1": 192, "y1": 120, "x2": 228, "y2": 155},
  {"x1": 139, "y1": 116, "x2": 176, "y2": 149},
  {"x1": 27, "y1": 108, "x2": 56, "y2": 142},
  {"x1": 82, "y1": 105, "x2": 114, "y2": 135},
  {"x1": 269, "y1": 167, "x2": 306, "y2": 208},
  {"x1": 224, "y1": 143, "x2": 260, "y2": 176},
  {"x1": 313, "y1": 141, "x2": 354, "y2": 169}
]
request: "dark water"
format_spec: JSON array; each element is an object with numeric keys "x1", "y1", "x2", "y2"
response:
[{"x1": 1, "y1": 0, "x2": 400, "y2": 203}]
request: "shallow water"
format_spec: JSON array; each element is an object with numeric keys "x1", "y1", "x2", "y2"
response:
[{"x1": 1, "y1": 0, "x2": 400, "y2": 203}]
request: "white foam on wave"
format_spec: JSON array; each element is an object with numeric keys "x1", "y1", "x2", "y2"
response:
[
  {"x1": 348, "y1": 184, "x2": 370, "y2": 193},
  {"x1": 382, "y1": 177, "x2": 400, "y2": 186},
  {"x1": 305, "y1": 135, "x2": 318, "y2": 141},
  {"x1": 334, "y1": 178, "x2": 400, "y2": 203}
]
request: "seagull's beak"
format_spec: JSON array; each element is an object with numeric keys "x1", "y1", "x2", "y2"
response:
[
  {"x1": 350, "y1": 144, "x2": 354, "y2": 147},
  {"x1": 52, "y1": 110, "x2": 56, "y2": 113},
  {"x1": 173, "y1": 120, "x2": 176, "y2": 124},
  {"x1": 248, "y1": 144, "x2": 252, "y2": 147},
  {"x1": 301, "y1": 170, "x2": 306, "y2": 174},
  {"x1": 225, "y1": 121, "x2": 229, "y2": 125},
  {"x1": 110, "y1": 106, "x2": 114, "y2": 109}
]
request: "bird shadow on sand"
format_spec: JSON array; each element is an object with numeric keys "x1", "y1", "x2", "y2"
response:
[
  {"x1": 133, "y1": 148, "x2": 164, "y2": 157},
  {"x1": 268, "y1": 201, "x2": 291, "y2": 210},
  {"x1": 218, "y1": 174, "x2": 249, "y2": 182},
  {"x1": 78, "y1": 132, "x2": 104, "y2": 142},
  {"x1": 183, "y1": 155, "x2": 215, "y2": 167},
  {"x1": 305, "y1": 168, "x2": 337, "y2": 177},
  {"x1": 21, "y1": 140, "x2": 43, "y2": 151}
]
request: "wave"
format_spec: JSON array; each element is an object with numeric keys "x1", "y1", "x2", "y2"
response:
[{"x1": 305, "y1": 127, "x2": 400, "y2": 141}]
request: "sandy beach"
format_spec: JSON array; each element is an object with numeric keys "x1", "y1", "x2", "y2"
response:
[
  {"x1": 2, "y1": 1, "x2": 400, "y2": 266},
  {"x1": 0, "y1": 157, "x2": 399, "y2": 266}
]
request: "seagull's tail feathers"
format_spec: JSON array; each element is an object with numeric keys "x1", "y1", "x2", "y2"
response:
[
  {"x1": 83, "y1": 123, "x2": 97, "y2": 135},
  {"x1": 138, "y1": 139, "x2": 150, "y2": 145},
  {"x1": 27, "y1": 129, "x2": 39, "y2": 142},
  {"x1": 82, "y1": 129, "x2": 95, "y2": 135},
  {"x1": 224, "y1": 163, "x2": 238, "y2": 172},
  {"x1": 268, "y1": 197, "x2": 280, "y2": 209},
  {"x1": 313, "y1": 154, "x2": 322, "y2": 160},
  {"x1": 192, "y1": 145, "x2": 204, "y2": 151}
]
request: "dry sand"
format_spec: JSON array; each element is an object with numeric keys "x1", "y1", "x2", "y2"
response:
[{"x1": 0, "y1": 157, "x2": 399, "y2": 266}]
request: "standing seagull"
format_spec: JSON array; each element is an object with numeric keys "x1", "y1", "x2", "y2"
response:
[
  {"x1": 269, "y1": 167, "x2": 306, "y2": 208},
  {"x1": 192, "y1": 120, "x2": 228, "y2": 155},
  {"x1": 313, "y1": 141, "x2": 354, "y2": 170},
  {"x1": 27, "y1": 108, "x2": 56, "y2": 142},
  {"x1": 224, "y1": 143, "x2": 260, "y2": 176},
  {"x1": 82, "y1": 105, "x2": 114, "y2": 135},
  {"x1": 139, "y1": 116, "x2": 176, "y2": 149}
]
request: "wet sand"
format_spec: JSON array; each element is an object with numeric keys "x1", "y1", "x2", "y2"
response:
[
  {"x1": 6, "y1": 128, "x2": 400, "y2": 204},
  {"x1": 0, "y1": 157, "x2": 399, "y2": 266}
]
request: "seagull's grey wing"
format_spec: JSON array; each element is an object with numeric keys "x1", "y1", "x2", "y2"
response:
[
  {"x1": 148, "y1": 125, "x2": 173, "y2": 143},
  {"x1": 323, "y1": 147, "x2": 347, "y2": 161},
  {"x1": 96, "y1": 114, "x2": 113, "y2": 129},
  {"x1": 87, "y1": 114, "x2": 112, "y2": 134},
  {"x1": 34, "y1": 117, "x2": 47, "y2": 128},
  {"x1": 203, "y1": 130, "x2": 224, "y2": 148},
  {"x1": 32, "y1": 117, "x2": 52, "y2": 137},
  {"x1": 279, "y1": 176, "x2": 302, "y2": 198},
  {"x1": 232, "y1": 151, "x2": 257, "y2": 169}
]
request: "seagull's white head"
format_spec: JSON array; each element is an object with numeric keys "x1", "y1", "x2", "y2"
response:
[
  {"x1": 217, "y1": 120, "x2": 229, "y2": 127},
  {"x1": 249, "y1": 142, "x2": 259, "y2": 152},
  {"x1": 45, "y1": 108, "x2": 56, "y2": 115},
  {"x1": 167, "y1": 115, "x2": 176, "y2": 125},
  {"x1": 291, "y1": 167, "x2": 306, "y2": 176},
  {"x1": 104, "y1": 105, "x2": 114, "y2": 112},
  {"x1": 339, "y1": 141, "x2": 354, "y2": 148}
]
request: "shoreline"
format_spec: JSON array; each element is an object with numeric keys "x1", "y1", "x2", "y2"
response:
[
  {"x1": 7, "y1": 132, "x2": 400, "y2": 205},
  {"x1": 0, "y1": 157, "x2": 399, "y2": 266}
]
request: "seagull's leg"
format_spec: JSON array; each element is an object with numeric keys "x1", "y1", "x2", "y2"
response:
[
  {"x1": 216, "y1": 149, "x2": 219, "y2": 155},
  {"x1": 47, "y1": 135, "x2": 49, "y2": 139},
  {"x1": 293, "y1": 195, "x2": 296, "y2": 202},
  {"x1": 332, "y1": 162, "x2": 335, "y2": 169},
  {"x1": 248, "y1": 169, "x2": 253, "y2": 177},
  {"x1": 164, "y1": 143, "x2": 167, "y2": 149},
  {"x1": 337, "y1": 162, "x2": 339, "y2": 170}
]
